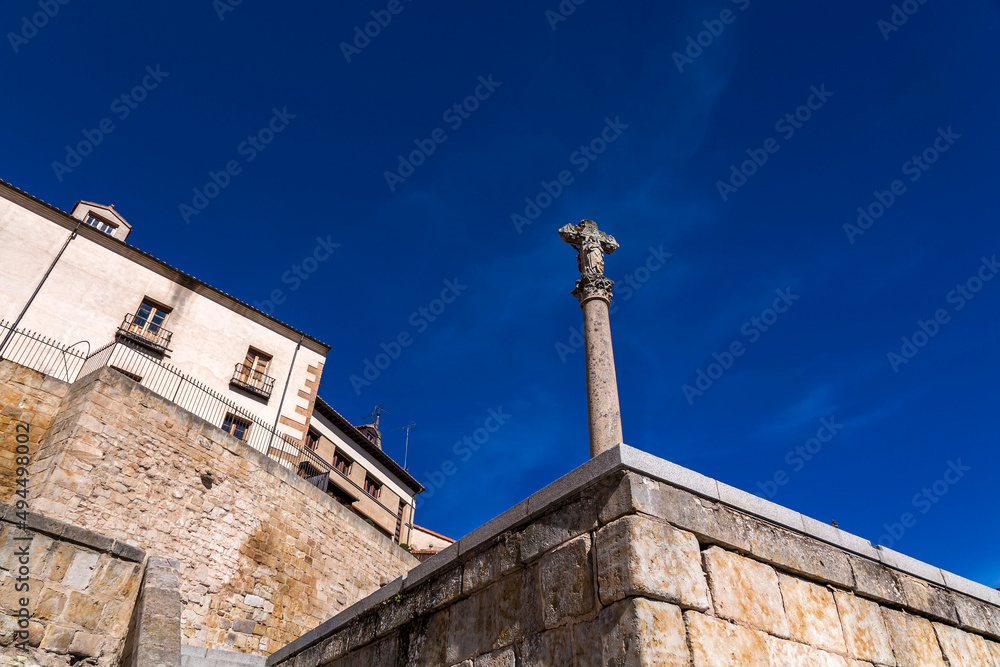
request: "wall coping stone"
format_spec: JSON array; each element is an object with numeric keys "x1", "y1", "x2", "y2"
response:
[
  {"x1": 265, "y1": 443, "x2": 1000, "y2": 666},
  {"x1": 0, "y1": 501, "x2": 146, "y2": 563}
]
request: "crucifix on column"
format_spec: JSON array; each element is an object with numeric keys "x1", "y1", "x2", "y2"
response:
[{"x1": 558, "y1": 219, "x2": 624, "y2": 458}]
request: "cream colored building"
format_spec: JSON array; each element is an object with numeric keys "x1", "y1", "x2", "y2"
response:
[
  {"x1": 0, "y1": 178, "x2": 422, "y2": 542},
  {"x1": 407, "y1": 524, "x2": 456, "y2": 561}
]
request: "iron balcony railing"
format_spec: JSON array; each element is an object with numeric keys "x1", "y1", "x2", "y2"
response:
[
  {"x1": 116, "y1": 313, "x2": 172, "y2": 354},
  {"x1": 230, "y1": 363, "x2": 275, "y2": 400},
  {"x1": 0, "y1": 320, "x2": 88, "y2": 382}
]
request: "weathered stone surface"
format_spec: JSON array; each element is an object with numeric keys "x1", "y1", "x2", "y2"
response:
[
  {"x1": 64, "y1": 591, "x2": 102, "y2": 629},
  {"x1": 520, "y1": 494, "x2": 598, "y2": 563},
  {"x1": 446, "y1": 588, "x2": 496, "y2": 663},
  {"x1": 68, "y1": 631, "x2": 104, "y2": 658},
  {"x1": 833, "y1": 591, "x2": 895, "y2": 666},
  {"x1": 473, "y1": 646, "x2": 515, "y2": 667},
  {"x1": 520, "y1": 627, "x2": 573, "y2": 667},
  {"x1": 747, "y1": 521, "x2": 854, "y2": 589},
  {"x1": 898, "y1": 575, "x2": 958, "y2": 624},
  {"x1": 686, "y1": 611, "x2": 769, "y2": 667},
  {"x1": 575, "y1": 598, "x2": 688, "y2": 667},
  {"x1": 377, "y1": 594, "x2": 415, "y2": 637},
  {"x1": 413, "y1": 567, "x2": 463, "y2": 616},
  {"x1": 540, "y1": 534, "x2": 596, "y2": 628},
  {"x1": 40, "y1": 624, "x2": 74, "y2": 654},
  {"x1": 933, "y1": 622, "x2": 995, "y2": 666},
  {"x1": 495, "y1": 566, "x2": 542, "y2": 648},
  {"x1": 882, "y1": 608, "x2": 947, "y2": 667},
  {"x1": 61, "y1": 550, "x2": 100, "y2": 590},
  {"x1": 600, "y1": 473, "x2": 752, "y2": 553},
  {"x1": 952, "y1": 593, "x2": 1000, "y2": 639},
  {"x1": 703, "y1": 547, "x2": 790, "y2": 638},
  {"x1": 462, "y1": 534, "x2": 519, "y2": 595},
  {"x1": 595, "y1": 515, "x2": 709, "y2": 611},
  {"x1": 850, "y1": 555, "x2": 905, "y2": 607},
  {"x1": 764, "y1": 634, "x2": 850, "y2": 666},
  {"x1": 406, "y1": 609, "x2": 448, "y2": 667},
  {"x1": 778, "y1": 573, "x2": 846, "y2": 654}
]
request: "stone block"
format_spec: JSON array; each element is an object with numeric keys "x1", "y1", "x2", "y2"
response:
[
  {"x1": 849, "y1": 555, "x2": 905, "y2": 606},
  {"x1": 474, "y1": 646, "x2": 515, "y2": 667},
  {"x1": 317, "y1": 628, "x2": 348, "y2": 665},
  {"x1": 595, "y1": 515, "x2": 709, "y2": 610},
  {"x1": 40, "y1": 623, "x2": 75, "y2": 654},
  {"x1": 778, "y1": 573, "x2": 846, "y2": 654},
  {"x1": 377, "y1": 594, "x2": 414, "y2": 637},
  {"x1": 746, "y1": 521, "x2": 854, "y2": 589},
  {"x1": 68, "y1": 631, "x2": 104, "y2": 658},
  {"x1": 833, "y1": 591, "x2": 895, "y2": 665},
  {"x1": 619, "y1": 445, "x2": 721, "y2": 499},
  {"x1": 446, "y1": 588, "x2": 496, "y2": 663},
  {"x1": 64, "y1": 591, "x2": 102, "y2": 629},
  {"x1": 764, "y1": 634, "x2": 850, "y2": 666},
  {"x1": 35, "y1": 588, "x2": 66, "y2": 621},
  {"x1": 574, "y1": 598, "x2": 688, "y2": 667},
  {"x1": 495, "y1": 566, "x2": 542, "y2": 648},
  {"x1": 520, "y1": 627, "x2": 573, "y2": 667},
  {"x1": 933, "y1": 622, "x2": 995, "y2": 666},
  {"x1": 347, "y1": 634, "x2": 398, "y2": 667},
  {"x1": 686, "y1": 611, "x2": 769, "y2": 667},
  {"x1": 462, "y1": 533, "x2": 519, "y2": 595},
  {"x1": 952, "y1": 593, "x2": 1000, "y2": 639},
  {"x1": 234, "y1": 619, "x2": 256, "y2": 635},
  {"x1": 540, "y1": 534, "x2": 596, "y2": 628},
  {"x1": 520, "y1": 494, "x2": 599, "y2": 564},
  {"x1": 882, "y1": 608, "x2": 948, "y2": 667},
  {"x1": 413, "y1": 566, "x2": 462, "y2": 616},
  {"x1": 345, "y1": 609, "x2": 377, "y2": 652},
  {"x1": 898, "y1": 574, "x2": 958, "y2": 624},
  {"x1": 702, "y1": 547, "x2": 790, "y2": 638},
  {"x1": 599, "y1": 473, "x2": 751, "y2": 552},
  {"x1": 406, "y1": 609, "x2": 449, "y2": 667}
]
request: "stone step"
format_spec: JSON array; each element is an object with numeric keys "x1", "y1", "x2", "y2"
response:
[{"x1": 181, "y1": 644, "x2": 267, "y2": 667}]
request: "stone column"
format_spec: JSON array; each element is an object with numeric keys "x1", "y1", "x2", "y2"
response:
[{"x1": 559, "y1": 221, "x2": 624, "y2": 458}]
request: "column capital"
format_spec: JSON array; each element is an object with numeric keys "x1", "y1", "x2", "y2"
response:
[{"x1": 571, "y1": 275, "x2": 615, "y2": 306}]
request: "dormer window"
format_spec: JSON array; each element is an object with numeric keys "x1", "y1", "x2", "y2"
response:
[{"x1": 84, "y1": 214, "x2": 117, "y2": 236}]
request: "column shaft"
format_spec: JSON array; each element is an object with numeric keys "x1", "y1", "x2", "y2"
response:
[{"x1": 581, "y1": 297, "x2": 623, "y2": 457}]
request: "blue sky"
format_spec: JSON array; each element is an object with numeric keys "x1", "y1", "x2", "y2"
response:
[{"x1": 3, "y1": 0, "x2": 999, "y2": 585}]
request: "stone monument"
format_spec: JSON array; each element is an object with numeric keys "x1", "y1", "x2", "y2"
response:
[{"x1": 558, "y1": 219, "x2": 623, "y2": 458}]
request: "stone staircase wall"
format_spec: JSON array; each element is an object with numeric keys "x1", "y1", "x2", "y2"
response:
[{"x1": 268, "y1": 449, "x2": 1000, "y2": 666}]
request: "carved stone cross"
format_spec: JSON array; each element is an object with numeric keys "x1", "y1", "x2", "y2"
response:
[{"x1": 559, "y1": 220, "x2": 623, "y2": 458}]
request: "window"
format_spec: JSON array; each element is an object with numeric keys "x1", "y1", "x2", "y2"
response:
[
  {"x1": 237, "y1": 348, "x2": 272, "y2": 385},
  {"x1": 333, "y1": 450, "x2": 353, "y2": 475},
  {"x1": 131, "y1": 300, "x2": 170, "y2": 340},
  {"x1": 364, "y1": 476, "x2": 381, "y2": 499},
  {"x1": 305, "y1": 429, "x2": 320, "y2": 451},
  {"x1": 84, "y1": 214, "x2": 117, "y2": 236},
  {"x1": 222, "y1": 413, "x2": 251, "y2": 441}
]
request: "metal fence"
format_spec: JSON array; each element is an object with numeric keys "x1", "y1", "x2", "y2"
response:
[
  {"x1": 0, "y1": 320, "x2": 88, "y2": 382},
  {"x1": 1, "y1": 321, "x2": 303, "y2": 470}
]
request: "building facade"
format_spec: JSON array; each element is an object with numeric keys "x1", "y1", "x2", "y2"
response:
[{"x1": 0, "y1": 179, "x2": 422, "y2": 544}]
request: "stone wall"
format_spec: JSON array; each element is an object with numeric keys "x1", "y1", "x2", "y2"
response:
[
  {"x1": 0, "y1": 502, "x2": 144, "y2": 667},
  {"x1": 120, "y1": 556, "x2": 182, "y2": 667},
  {"x1": 269, "y1": 446, "x2": 1000, "y2": 667},
  {"x1": 21, "y1": 366, "x2": 417, "y2": 656},
  {"x1": 0, "y1": 361, "x2": 69, "y2": 503}
]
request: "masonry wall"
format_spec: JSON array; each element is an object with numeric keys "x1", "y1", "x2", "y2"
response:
[
  {"x1": 0, "y1": 502, "x2": 145, "y2": 667},
  {"x1": 0, "y1": 361, "x2": 68, "y2": 503},
  {"x1": 271, "y1": 467, "x2": 1000, "y2": 667},
  {"x1": 22, "y1": 367, "x2": 418, "y2": 656}
]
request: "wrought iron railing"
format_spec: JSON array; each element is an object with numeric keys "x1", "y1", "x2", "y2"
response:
[
  {"x1": 0, "y1": 320, "x2": 88, "y2": 382},
  {"x1": 116, "y1": 313, "x2": 172, "y2": 353},
  {"x1": 230, "y1": 363, "x2": 275, "y2": 400}
]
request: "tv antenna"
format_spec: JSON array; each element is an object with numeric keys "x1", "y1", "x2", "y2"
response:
[
  {"x1": 365, "y1": 403, "x2": 390, "y2": 430},
  {"x1": 394, "y1": 422, "x2": 416, "y2": 470}
]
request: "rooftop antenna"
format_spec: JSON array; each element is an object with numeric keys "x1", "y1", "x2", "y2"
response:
[
  {"x1": 365, "y1": 403, "x2": 390, "y2": 431},
  {"x1": 393, "y1": 422, "x2": 416, "y2": 470}
]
